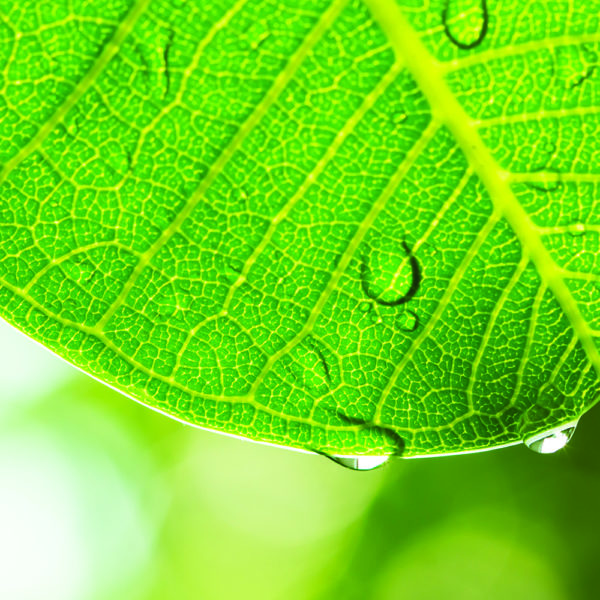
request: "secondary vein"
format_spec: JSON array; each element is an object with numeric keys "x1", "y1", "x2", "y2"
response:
[
  {"x1": 93, "y1": 0, "x2": 350, "y2": 334},
  {"x1": 0, "y1": 0, "x2": 151, "y2": 185}
]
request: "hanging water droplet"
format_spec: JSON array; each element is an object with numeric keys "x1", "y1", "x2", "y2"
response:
[
  {"x1": 524, "y1": 420, "x2": 578, "y2": 454},
  {"x1": 327, "y1": 455, "x2": 390, "y2": 471}
]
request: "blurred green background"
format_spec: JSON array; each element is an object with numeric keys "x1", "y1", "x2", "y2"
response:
[{"x1": 1, "y1": 318, "x2": 599, "y2": 600}]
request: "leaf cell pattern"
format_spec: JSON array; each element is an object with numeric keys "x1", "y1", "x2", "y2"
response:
[{"x1": 1, "y1": 0, "x2": 599, "y2": 457}]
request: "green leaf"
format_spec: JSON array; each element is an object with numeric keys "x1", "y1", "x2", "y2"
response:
[{"x1": 1, "y1": 0, "x2": 599, "y2": 458}]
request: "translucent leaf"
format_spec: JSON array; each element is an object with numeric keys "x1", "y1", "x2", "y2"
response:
[{"x1": 1, "y1": 0, "x2": 599, "y2": 458}]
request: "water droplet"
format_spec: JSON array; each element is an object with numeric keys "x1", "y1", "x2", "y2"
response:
[
  {"x1": 358, "y1": 301, "x2": 371, "y2": 313},
  {"x1": 442, "y1": 0, "x2": 489, "y2": 51},
  {"x1": 360, "y1": 239, "x2": 421, "y2": 307},
  {"x1": 243, "y1": 22, "x2": 269, "y2": 51},
  {"x1": 224, "y1": 259, "x2": 243, "y2": 282},
  {"x1": 327, "y1": 455, "x2": 390, "y2": 471},
  {"x1": 555, "y1": 43, "x2": 598, "y2": 90},
  {"x1": 396, "y1": 309, "x2": 419, "y2": 332},
  {"x1": 570, "y1": 223, "x2": 586, "y2": 237},
  {"x1": 157, "y1": 302, "x2": 176, "y2": 318},
  {"x1": 392, "y1": 112, "x2": 407, "y2": 125},
  {"x1": 368, "y1": 310, "x2": 382, "y2": 325},
  {"x1": 64, "y1": 106, "x2": 86, "y2": 138},
  {"x1": 525, "y1": 169, "x2": 563, "y2": 194},
  {"x1": 524, "y1": 420, "x2": 578, "y2": 454}
]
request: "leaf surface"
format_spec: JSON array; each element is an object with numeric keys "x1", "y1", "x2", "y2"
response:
[{"x1": 1, "y1": 0, "x2": 599, "y2": 457}]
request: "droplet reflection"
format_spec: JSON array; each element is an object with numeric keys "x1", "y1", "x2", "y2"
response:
[
  {"x1": 570, "y1": 223, "x2": 586, "y2": 237},
  {"x1": 524, "y1": 420, "x2": 578, "y2": 454},
  {"x1": 326, "y1": 455, "x2": 390, "y2": 471}
]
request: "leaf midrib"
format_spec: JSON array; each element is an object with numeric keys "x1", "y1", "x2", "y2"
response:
[{"x1": 364, "y1": 0, "x2": 600, "y2": 384}]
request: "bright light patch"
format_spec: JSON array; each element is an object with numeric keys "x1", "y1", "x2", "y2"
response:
[
  {"x1": 0, "y1": 320, "x2": 72, "y2": 416},
  {"x1": 329, "y1": 455, "x2": 391, "y2": 471},
  {"x1": 0, "y1": 433, "x2": 88, "y2": 600},
  {"x1": 351, "y1": 455, "x2": 390, "y2": 470},
  {"x1": 538, "y1": 432, "x2": 570, "y2": 455},
  {"x1": 524, "y1": 421, "x2": 578, "y2": 455},
  {"x1": 0, "y1": 426, "x2": 156, "y2": 600}
]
